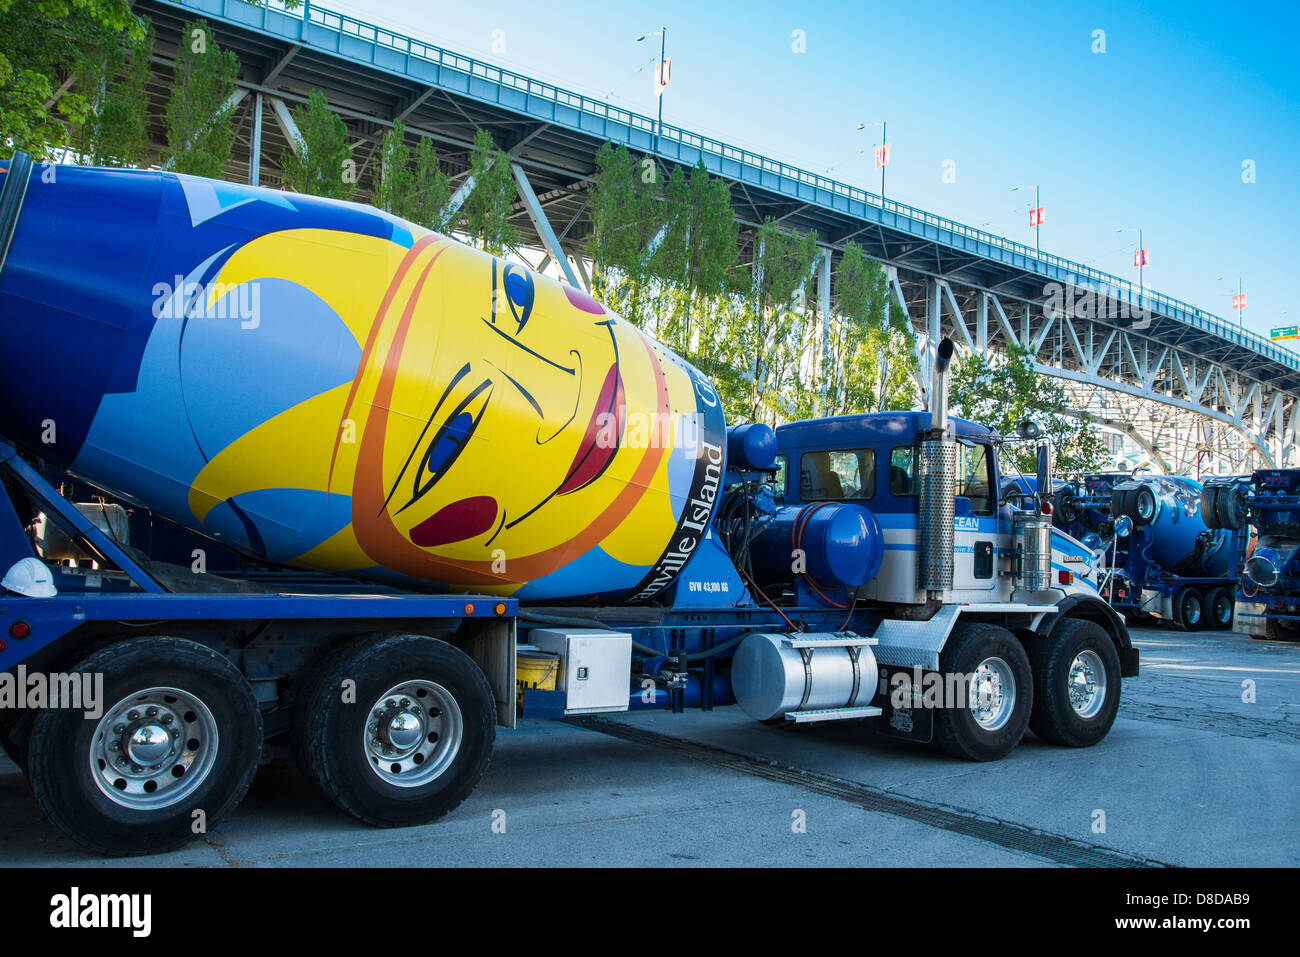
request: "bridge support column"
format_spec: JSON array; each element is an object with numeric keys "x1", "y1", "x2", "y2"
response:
[
  {"x1": 819, "y1": 251, "x2": 831, "y2": 415},
  {"x1": 977, "y1": 292, "x2": 988, "y2": 354},
  {"x1": 511, "y1": 164, "x2": 580, "y2": 288},
  {"x1": 248, "y1": 92, "x2": 263, "y2": 187}
]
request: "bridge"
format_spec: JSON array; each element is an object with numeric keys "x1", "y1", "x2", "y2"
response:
[{"x1": 125, "y1": 0, "x2": 1300, "y2": 475}]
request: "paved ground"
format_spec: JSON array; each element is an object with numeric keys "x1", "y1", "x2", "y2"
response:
[{"x1": 1, "y1": 625, "x2": 1297, "y2": 867}]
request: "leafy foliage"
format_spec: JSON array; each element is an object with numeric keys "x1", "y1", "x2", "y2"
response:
[
  {"x1": 948, "y1": 342, "x2": 1108, "y2": 475},
  {"x1": 281, "y1": 89, "x2": 355, "y2": 199},
  {"x1": 823, "y1": 241, "x2": 918, "y2": 416},
  {"x1": 741, "y1": 218, "x2": 819, "y2": 424},
  {"x1": 0, "y1": 0, "x2": 147, "y2": 159},
  {"x1": 375, "y1": 119, "x2": 452, "y2": 230},
  {"x1": 70, "y1": 19, "x2": 152, "y2": 167},
  {"x1": 462, "y1": 129, "x2": 519, "y2": 255},
  {"x1": 163, "y1": 18, "x2": 239, "y2": 178}
]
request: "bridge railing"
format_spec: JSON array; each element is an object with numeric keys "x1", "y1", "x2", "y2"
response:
[{"x1": 196, "y1": 0, "x2": 1294, "y2": 370}]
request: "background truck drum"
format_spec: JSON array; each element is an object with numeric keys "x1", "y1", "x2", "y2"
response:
[
  {"x1": 296, "y1": 634, "x2": 495, "y2": 827},
  {"x1": 1174, "y1": 586, "x2": 1204, "y2": 629},
  {"x1": 934, "y1": 622, "x2": 1033, "y2": 762},
  {"x1": 1202, "y1": 587, "x2": 1234, "y2": 629},
  {"x1": 24, "y1": 637, "x2": 262, "y2": 856},
  {"x1": 1026, "y1": 619, "x2": 1121, "y2": 747}
]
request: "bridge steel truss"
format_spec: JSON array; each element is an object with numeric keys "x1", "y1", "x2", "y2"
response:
[{"x1": 131, "y1": 0, "x2": 1300, "y2": 475}]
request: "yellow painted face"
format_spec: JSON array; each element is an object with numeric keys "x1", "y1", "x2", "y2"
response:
[{"x1": 189, "y1": 227, "x2": 716, "y2": 598}]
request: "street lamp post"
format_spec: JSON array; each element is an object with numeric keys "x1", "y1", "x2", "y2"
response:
[
  {"x1": 637, "y1": 28, "x2": 667, "y2": 154},
  {"x1": 857, "y1": 121, "x2": 887, "y2": 199},
  {"x1": 1011, "y1": 184, "x2": 1042, "y2": 253},
  {"x1": 1115, "y1": 226, "x2": 1146, "y2": 296}
]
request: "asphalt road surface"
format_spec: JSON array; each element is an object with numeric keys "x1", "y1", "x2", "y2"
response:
[{"x1": 2, "y1": 625, "x2": 1297, "y2": 867}]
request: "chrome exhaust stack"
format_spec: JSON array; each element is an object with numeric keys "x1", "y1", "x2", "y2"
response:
[{"x1": 918, "y1": 338, "x2": 956, "y2": 599}]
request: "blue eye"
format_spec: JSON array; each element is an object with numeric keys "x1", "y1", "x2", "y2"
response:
[
  {"x1": 503, "y1": 266, "x2": 534, "y2": 332},
  {"x1": 419, "y1": 411, "x2": 473, "y2": 485}
]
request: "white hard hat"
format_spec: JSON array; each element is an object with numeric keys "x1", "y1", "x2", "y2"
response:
[{"x1": 2, "y1": 557, "x2": 56, "y2": 598}]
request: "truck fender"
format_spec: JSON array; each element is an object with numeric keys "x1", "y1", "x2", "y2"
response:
[{"x1": 1037, "y1": 594, "x2": 1139, "y2": 678}]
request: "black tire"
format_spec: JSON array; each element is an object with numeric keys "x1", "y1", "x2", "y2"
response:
[
  {"x1": 297, "y1": 634, "x2": 495, "y2": 827},
  {"x1": 934, "y1": 622, "x2": 1032, "y2": 762},
  {"x1": 0, "y1": 710, "x2": 32, "y2": 770},
  {"x1": 1054, "y1": 487, "x2": 1082, "y2": 524},
  {"x1": 1200, "y1": 486, "x2": 1222, "y2": 529},
  {"x1": 1109, "y1": 487, "x2": 1129, "y2": 520},
  {"x1": 1026, "y1": 619, "x2": 1122, "y2": 747},
  {"x1": 1216, "y1": 486, "x2": 1246, "y2": 531},
  {"x1": 25, "y1": 637, "x2": 262, "y2": 856},
  {"x1": 1202, "y1": 587, "x2": 1234, "y2": 630},
  {"x1": 1173, "y1": 586, "x2": 1204, "y2": 630},
  {"x1": 1131, "y1": 486, "x2": 1157, "y2": 525}
]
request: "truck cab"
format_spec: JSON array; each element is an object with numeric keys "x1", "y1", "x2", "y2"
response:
[{"x1": 773, "y1": 411, "x2": 1100, "y2": 608}]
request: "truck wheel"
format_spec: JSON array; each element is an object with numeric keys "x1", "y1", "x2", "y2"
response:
[
  {"x1": 0, "y1": 710, "x2": 32, "y2": 770},
  {"x1": 1174, "y1": 586, "x2": 1204, "y2": 629},
  {"x1": 1202, "y1": 587, "x2": 1234, "y2": 630},
  {"x1": 297, "y1": 634, "x2": 495, "y2": 827},
  {"x1": 1200, "y1": 486, "x2": 1222, "y2": 529},
  {"x1": 25, "y1": 637, "x2": 262, "y2": 856},
  {"x1": 933, "y1": 623, "x2": 1032, "y2": 762},
  {"x1": 1130, "y1": 486, "x2": 1157, "y2": 525},
  {"x1": 1215, "y1": 487, "x2": 1247, "y2": 531},
  {"x1": 1026, "y1": 619, "x2": 1121, "y2": 747}
]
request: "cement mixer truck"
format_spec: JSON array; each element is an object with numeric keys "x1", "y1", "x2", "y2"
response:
[
  {"x1": 1051, "y1": 473, "x2": 1240, "y2": 630},
  {"x1": 0, "y1": 154, "x2": 1137, "y2": 855},
  {"x1": 1202, "y1": 471, "x2": 1300, "y2": 641}
]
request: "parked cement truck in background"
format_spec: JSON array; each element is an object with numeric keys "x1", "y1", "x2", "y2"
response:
[
  {"x1": 0, "y1": 154, "x2": 1137, "y2": 855},
  {"x1": 1203, "y1": 471, "x2": 1300, "y2": 642},
  {"x1": 1051, "y1": 473, "x2": 1242, "y2": 630}
]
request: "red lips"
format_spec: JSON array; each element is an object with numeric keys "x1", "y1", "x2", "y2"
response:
[
  {"x1": 410, "y1": 495, "x2": 498, "y2": 547},
  {"x1": 558, "y1": 363, "x2": 624, "y2": 495}
]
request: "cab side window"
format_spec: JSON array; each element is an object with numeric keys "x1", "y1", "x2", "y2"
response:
[
  {"x1": 800, "y1": 448, "x2": 875, "y2": 501},
  {"x1": 773, "y1": 454, "x2": 788, "y2": 502},
  {"x1": 890, "y1": 446, "x2": 918, "y2": 496},
  {"x1": 957, "y1": 443, "x2": 994, "y2": 515}
]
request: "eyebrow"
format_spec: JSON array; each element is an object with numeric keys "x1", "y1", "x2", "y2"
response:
[{"x1": 480, "y1": 318, "x2": 576, "y2": 374}]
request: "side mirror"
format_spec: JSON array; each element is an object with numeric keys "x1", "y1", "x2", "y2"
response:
[{"x1": 1035, "y1": 445, "x2": 1049, "y2": 505}]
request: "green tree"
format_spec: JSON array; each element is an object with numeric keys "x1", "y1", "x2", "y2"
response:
[
  {"x1": 462, "y1": 129, "x2": 519, "y2": 255},
  {"x1": 410, "y1": 137, "x2": 452, "y2": 231},
  {"x1": 948, "y1": 342, "x2": 1108, "y2": 475},
  {"x1": 586, "y1": 142, "x2": 662, "y2": 326},
  {"x1": 652, "y1": 162, "x2": 739, "y2": 359},
  {"x1": 374, "y1": 120, "x2": 414, "y2": 217},
  {"x1": 281, "y1": 90, "x2": 355, "y2": 199},
  {"x1": 71, "y1": 20, "x2": 152, "y2": 167},
  {"x1": 163, "y1": 18, "x2": 239, "y2": 177},
  {"x1": 375, "y1": 122, "x2": 453, "y2": 230},
  {"x1": 823, "y1": 242, "x2": 918, "y2": 415},
  {"x1": 0, "y1": 0, "x2": 147, "y2": 159},
  {"x1": 741, "y1": 219, "x2": 819, "y2": 424}
]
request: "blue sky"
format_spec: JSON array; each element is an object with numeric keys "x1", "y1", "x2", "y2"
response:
[{"x1": 321, "y1": 0, "x2": 1299, "y2": 338}]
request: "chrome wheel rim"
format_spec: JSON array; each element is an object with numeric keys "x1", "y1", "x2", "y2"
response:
[
  {"x1": 969, "y1": 657, "x2": 1015, "y2": 731},
  {"x1": 89, "y1": 687, "x2": 219, "y2": 810},
  {"x1": 364, "y1": 680, "x2": 463, "y2": 788},
  {"x1": 1068, "y1": 650, "x2": 1107, "y2": 718},
  {"x1": 1183, "y1": 595, "x2": 1202, "y2": 625}
]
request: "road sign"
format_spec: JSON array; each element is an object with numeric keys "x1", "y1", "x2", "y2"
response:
[{"x1": 1270, "y1": 325, "x2": 1296, "y2": 340}]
